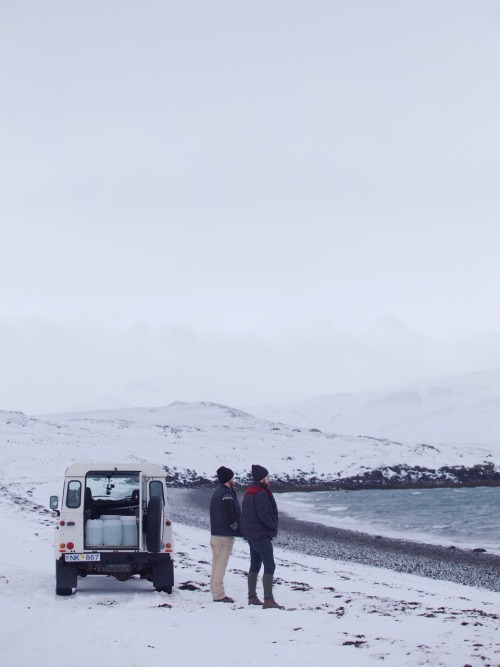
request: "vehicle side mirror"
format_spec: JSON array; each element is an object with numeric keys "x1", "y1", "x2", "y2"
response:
[{"x1": 50, "y1": 495, "x2": 60, "y2": 516}]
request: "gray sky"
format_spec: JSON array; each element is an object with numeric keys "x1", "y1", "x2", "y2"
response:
[{"x1": 1, "y1": 1, "x2": 500, "y2": 414}]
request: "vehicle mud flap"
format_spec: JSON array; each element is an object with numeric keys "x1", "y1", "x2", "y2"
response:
[
  {"x1": 153, "y1": 556, "x2": 174, "y2": 593},
  {"x1": 56, "y1": 558, "x2": 77, "y2": 593},
  {"x1": 146, "y1": 496, "x2": 163, "y2": 552}
]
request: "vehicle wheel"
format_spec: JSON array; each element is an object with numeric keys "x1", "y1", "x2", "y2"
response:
[
  {"x1": 146, "y1": 496, "x2": 163, "y2": 552},
  {"x1": 155, "y1": 585, "x2": 173, "y2": 594},
  {"x1": 56, "y1": 588, "x2": 73, "y2": 596}
]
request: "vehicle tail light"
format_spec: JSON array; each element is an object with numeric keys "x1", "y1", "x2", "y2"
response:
[
  {"x1": 67, "y1": 542, "x2": 74, "y2": 550},
  {"x1": 165, "y1": 520, "x2": 171, "y2": 526},
  {"x1": 59, "y1": 520, "x2": 65, "y2": 526},
  {"x1": 60, "y1": 543, "x2": 66, "y2": 549},
  {"x1": 165, "y1": 543, "x2": 171, "y2": 549}
]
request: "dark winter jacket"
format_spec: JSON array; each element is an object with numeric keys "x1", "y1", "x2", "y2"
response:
[
  {"x1": 210, "y1": 484, "x2": 243, "y2": 537},
  {"x1": 241, "y1": 482, "x2": 278, "y2": 541}
]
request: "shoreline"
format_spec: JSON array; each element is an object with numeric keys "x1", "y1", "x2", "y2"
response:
[
  {"x1": 165, "y1": 462, "x2": 500, "y2": 492},
  {"x1": 169, "y1": 488, "x2": 500, "y2": 593},
  {"x1": 167, "y1": 479, "x2": 500, "y2": 493},
  {"x1": 262, "y1": 479, "x2": 500, "y2": 492}
]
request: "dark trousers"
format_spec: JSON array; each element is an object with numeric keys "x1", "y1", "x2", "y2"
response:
[{"x1": 248, "y1": 536, "x2": 275, "y2": 575}]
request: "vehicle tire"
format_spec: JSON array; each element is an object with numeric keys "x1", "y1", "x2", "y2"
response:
[
  {"x1": 146, "y1": 496, "x2": 163, "y2": 552},
  {"x1": 155, "y1": 585, "x2": 172, "y2": 594},
  {"x1": 56, "y1": 588, "x2": 73, "y2": 596}
]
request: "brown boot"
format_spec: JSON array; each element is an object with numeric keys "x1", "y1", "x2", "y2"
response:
[
  {"x1": 262, "y1": 597, "x2": 285, "y2": 610},
  {"x1": 248, "y1": 596, "x2": 263, "y2": 606}
]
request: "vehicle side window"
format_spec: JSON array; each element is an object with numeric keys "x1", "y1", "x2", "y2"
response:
[
  {"x1": 149, "y1": 481, "x2": 164, "y2": 502},
  {"x1": 66, "y1": 480, "x2": 82, "y2": 508}
]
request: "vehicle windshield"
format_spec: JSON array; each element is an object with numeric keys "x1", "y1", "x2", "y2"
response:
[{"x1": 85, "y1": 472, "x2": 140, "y2": 501}]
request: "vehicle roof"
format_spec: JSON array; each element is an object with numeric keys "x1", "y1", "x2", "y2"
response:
[{"x1": 64, "y1": 462, "x2": 166, "y2": 477}]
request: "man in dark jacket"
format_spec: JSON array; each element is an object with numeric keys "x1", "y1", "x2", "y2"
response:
[
  {"x1": 209, "y1": 466, "x2": 242, "y2": 602},
  {"x1": 241, "y1": 464, "x2": 284, "y2": 609}
]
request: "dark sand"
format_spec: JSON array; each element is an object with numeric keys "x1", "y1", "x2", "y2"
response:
[{"x1": 169, "y1": 488, "x2": 500, "y2": 592}]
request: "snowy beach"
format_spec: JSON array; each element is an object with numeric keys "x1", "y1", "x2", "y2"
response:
[
  {"x1": 2, "y1": 482, "x2": 500, "y2": 667},
  {"x1": 2, "y1": 402, "x2": 500, "y2": 665},
  {"x1": 171, "y1": 488, "x2": 500, "y2": 592},
  {"x1": 3, "y1": 0, "x2": 500, "y2": 663}
]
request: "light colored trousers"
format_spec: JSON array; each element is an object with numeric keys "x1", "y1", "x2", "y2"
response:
[{"x1": 210, "y1": 535, "x2": 235, "y2": 600}]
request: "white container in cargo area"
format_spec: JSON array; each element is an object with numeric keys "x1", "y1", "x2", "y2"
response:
[
  {"x1": 103, "y1": 519, "x2": 122, "y2": 546},
  {"x1": 121, "y1": 516, "x2": 138, "y2": 546},
  {"x1": 86, "y1": 519, "x2": 104, "y2": 546}
]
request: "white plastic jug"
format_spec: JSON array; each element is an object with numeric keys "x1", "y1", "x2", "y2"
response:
[
  {"x1": 103, "y1": 519, "x2": 122, "y2": 546},
  {"x1": 86, "y1": 519, "x2": 104, "y2": 546},
  {"x1": 121, "y1": 516, "x2": 138, "y2": 547}
]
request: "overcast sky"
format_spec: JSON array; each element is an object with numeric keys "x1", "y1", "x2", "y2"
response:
[{"x1": 1, "y1": 1, "x2": 500, "y2": 414}]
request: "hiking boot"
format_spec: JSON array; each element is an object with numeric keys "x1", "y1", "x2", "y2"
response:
[
  {"x1": 262, "y1": 597, "x2": 285, "y2": 609},
  {"x1": 248, "y1": 596, "x2": 263, "y2": 606},
  {"x1": 214, "y1": 596, "x2": 234, "y2": 603}
]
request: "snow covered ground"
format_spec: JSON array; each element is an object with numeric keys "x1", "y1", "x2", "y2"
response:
[
  {"x1": 1, "y1": 399, "x2": 500, "y2": 665},
  {"x1": 1, "y1": 481, "x2": 500, "y2": 667}
]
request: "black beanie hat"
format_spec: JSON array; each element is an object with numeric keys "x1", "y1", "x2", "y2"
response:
[
  {"x1": 217, "y1": 466, "x2": 234, "y2": 484},
  {"x1": 252, "y1": 464, "x2": 269, "y2": 482}
]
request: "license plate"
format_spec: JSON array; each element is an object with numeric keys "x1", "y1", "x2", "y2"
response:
[{"x1": 64, "y1": 553, "x2": 101, "y2": 562}]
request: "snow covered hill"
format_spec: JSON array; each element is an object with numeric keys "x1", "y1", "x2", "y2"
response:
[
  {"x1": 249, "y1": 371, "x2": 500, "y2": 449},
  {"x1": 0, "y1": 399, "x2": 498, "y2": 491}
]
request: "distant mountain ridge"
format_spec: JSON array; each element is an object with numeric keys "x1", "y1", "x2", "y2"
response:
[
  {"x1": 0, "y1": 394, "x2": 494, "y2": 490},
  {"x1": 41, "y1": 401, "x2": 256, "y2": 427},
  {"x1": 249, "y1": 371, "x2": 500, "y2": 449}
]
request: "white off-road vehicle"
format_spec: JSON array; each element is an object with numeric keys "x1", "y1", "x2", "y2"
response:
[{"x1": 50, "y1": 463, "x2": 174, "y2": 596}]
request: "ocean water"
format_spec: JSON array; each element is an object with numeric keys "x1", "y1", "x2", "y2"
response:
[{"x1": 278, "y1": 486, "x2": 500, "y2": 554}]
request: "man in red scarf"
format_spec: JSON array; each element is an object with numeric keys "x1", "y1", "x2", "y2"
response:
[{"x1": 241, "y1": 465, "x2": 284, "y2": 609}]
